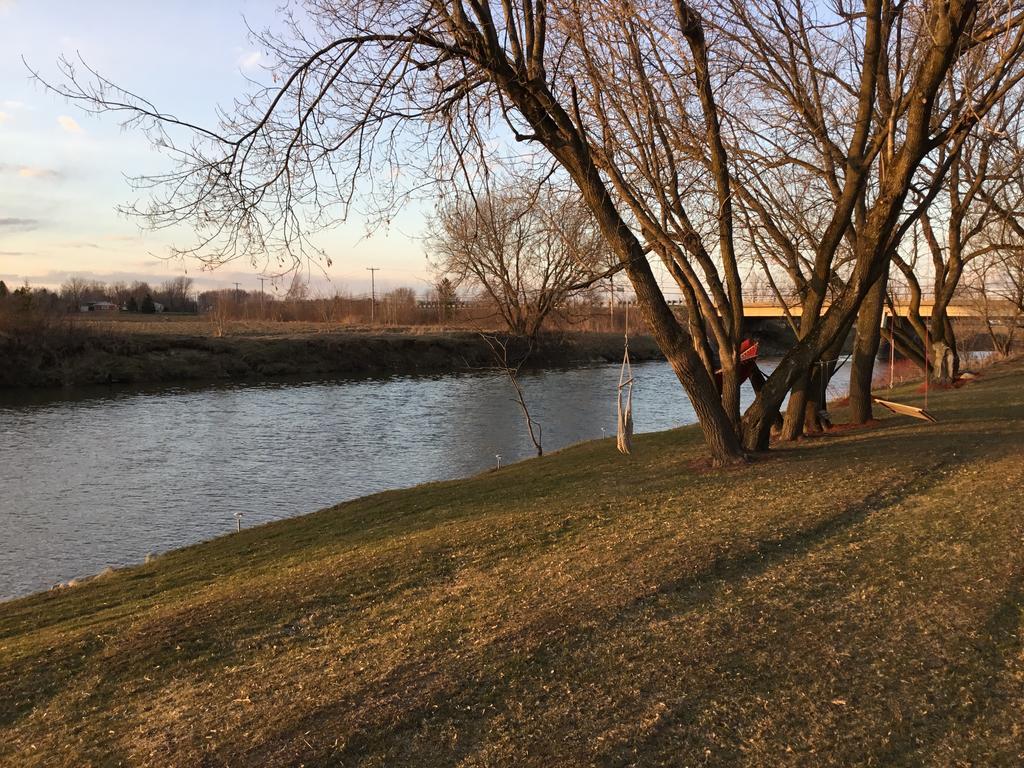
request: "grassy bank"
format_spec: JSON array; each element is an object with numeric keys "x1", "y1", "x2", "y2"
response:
[
  {"x1": 0, "y1": 323, "x2": 664, "y2": 389},
  {"x1": 2, "y1": 360, "x2": 1023, "y2": 766}
]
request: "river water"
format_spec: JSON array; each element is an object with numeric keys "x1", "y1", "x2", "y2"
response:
[{"x1": 1, "y1": 359, "x2": 854, "y2": 600}]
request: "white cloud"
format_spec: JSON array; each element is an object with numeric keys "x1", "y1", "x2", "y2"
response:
[
  {"x1": 0, "y1": 111, "x2": 8, "y2": 125},
  {"x1": 0, "y1": 0, "x2": 15, "y2": 14},
  {"x1": 237, "y1": 50, "x2": 262, "y2": 71},
  {"x1": 18, "y1": 166, "x2": 60, "y2": 179},
  {"x1": 57, "y1": 114, "x2": 82, "y2": 134}
]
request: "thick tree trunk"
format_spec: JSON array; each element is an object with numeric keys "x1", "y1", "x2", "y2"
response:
[
  {"x1": 783, "y1": 334, "x2": 844, "y2": 438},
  {"x1": 748, "y1": 364, "x2": 784, "y2": 433},
  {"x1": 780, "y1": 373, "x2": 810, "y2": 441},
  {"x1": 718, "y1": 354, "x2": 742, "y2": 435},
  {"x1": 804, "y1": 395, "x2": 826, "y2": 434},
  {"x1": 742, "y1": 350, "x2": 809, "y2": 451},
  {"x1": 928, "y1": 311, "x2": 957, "y2": 384},
  {"x1": 849, "y1": 269, "x2": 888, "y2": 423},
  {"x1": 663, "y1": 344, "x2": 745, "y2": 463},
  {"x1": 740, "y1": 266, "x2": 868, "y2": 451},
  {"x1": 804, "y1": 361, "x2": 829, "y2": 433},
  {"x1": 945, "y1": 315, "x2": 960, "y2": 378},
  {"x1": 626, "y1": 263, "x2": 746, "y2": 464},
  {"x1": 932, "y1": 341, "x2": 954, "y2": 383},
  {"x1": 778, "y1": 279, "x2": 827, "y2": 441},
  {"x1": 546, "y1": 142, "x2": 748, "y2": 465},
  {"x1": 681, "y1": 287, "x2": 716, "y2": 380}
]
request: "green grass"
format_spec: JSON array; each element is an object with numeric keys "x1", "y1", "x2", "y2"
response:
[{"x1": 2, "y1": 360, "x2": 1023, "y2": 767}]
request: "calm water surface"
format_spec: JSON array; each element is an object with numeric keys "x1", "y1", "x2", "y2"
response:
[{"x1": 1, "y1": 359, "x2": 853, "y2": 599}]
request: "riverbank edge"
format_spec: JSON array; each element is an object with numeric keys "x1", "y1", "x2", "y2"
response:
[
  {"x1": 2, "y1": 360, "x2": 1022, "y2": 766},
  {"x1": 0, "y1": 329, "x2": 672, "y2": 389},
  {"x1": 5, "y1": 354, "x2": 1013, "y2": 601}
]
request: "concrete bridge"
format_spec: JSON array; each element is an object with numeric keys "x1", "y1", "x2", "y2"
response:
[
  {"x1": 744, "y1": 300, "x2": 983, "y2": 318},
  {"x1": 664, "y1": 296, "x2": 1014, "y2": 319}
]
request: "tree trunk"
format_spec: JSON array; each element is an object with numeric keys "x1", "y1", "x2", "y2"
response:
[
  {"x1": 932, "y1": 338, "x2": 955, "y2": 383},
  {"x1": 945, "y1": 315, "x2": 960, "y2": 378},
  {"x1": 804, "y1": 395, "x2": 825, "y2": 434},
  {"x1": 614, "y1": 250, "x2": 746, "y2": 468},
  {"x1": 928, "y1": 311, "x2": 957, "y2": 384},
  {"x1": 849, "y1": 269, "x2": 888, "y2": 424},
  {"x1": 740, "y1": 257, "x2": 873, "y2": 451},
  {"x1": 748, "y1": 364, "x2": 784, "y2": 433},
  {"x1": 780, "y1": 371, "x2": 810, "y2": 441},
  {"x1": 541, "y1": 140, "x2": 748, "y2": 465},
  {"x1": 718, "y1": 353, "x2": 742, "y2": 435},
  {"x1": 742, "y1": 350, "x2": 808, "y2": 451}
]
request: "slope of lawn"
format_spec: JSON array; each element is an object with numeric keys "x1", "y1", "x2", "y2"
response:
[{"x1": 1, "y1": 359, "x2": 1023, "y2": 767}]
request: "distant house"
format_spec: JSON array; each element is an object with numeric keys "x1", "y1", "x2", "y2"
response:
[{"x1": 79, "y1": 301, "x2": 119, "y2": 313}]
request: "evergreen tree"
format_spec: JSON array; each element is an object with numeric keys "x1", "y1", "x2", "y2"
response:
[
  {"x1": 140, "y1": 293, "x2": 156, "y2": 314},
  {"x1": 436, "y1": 277, "x2": 457, "y2": 322}
]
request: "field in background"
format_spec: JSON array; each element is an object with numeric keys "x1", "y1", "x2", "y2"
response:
[
  {"x1": 75, "y1": 313, "x2": 459, "y2": 338},
  {"x1": 72, "y1": 300, "x2": 639, "y2": 337}
]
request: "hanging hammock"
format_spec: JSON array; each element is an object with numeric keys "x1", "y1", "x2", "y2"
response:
[
  {"x1": 616, "y1": 304, "x2": 634, "y2": 455},
  {"x1": 617, "y1": 342, "x2": 634, "y2": 454}
]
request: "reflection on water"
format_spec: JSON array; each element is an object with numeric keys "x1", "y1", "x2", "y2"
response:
[{"x1": 1, "y1": 359, "x2": 850, "y2": 599}]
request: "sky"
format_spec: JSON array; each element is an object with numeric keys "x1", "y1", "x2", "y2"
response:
[{"x1": 0, "y1": 0, "x2": 433, "y2": 296}]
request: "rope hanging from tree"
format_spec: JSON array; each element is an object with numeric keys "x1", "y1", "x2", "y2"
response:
[
  {"x1": 872, "y1": 313, "x2": 937, "y2": 423},
  {"x1": 616, "y1": 300, "x2": 634, "y2": 455}
]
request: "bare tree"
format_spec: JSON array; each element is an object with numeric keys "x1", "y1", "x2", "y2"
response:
[
  {"x1": 158, "y1": 276, "x2": 195, "y2": 312},
  {"x1": 382, "y1": 286, "x2": 418, "y2": 324},
  {"x1": 480, "y1": 333, "x2": 543, "y2": 457},
  {"x1": 33, "y1": 0, "x2": 1024, "y2": 463},
  {"x1": 429, "y1": 179, "x2": 605, "y2": 338},
  {"x1": 964, "y1": 247, "x2": 1024, "y2": 356},
  {"x1": 108, "y1": 281, "x2": 132, "y2": 308},
  {"x1": 129, "y1": 281, "x2": 153, "y2": 304},
  {"x1": 886, "y1": 126, "x2": 1013, "y2": 384},
  {"x1": 59, "y1": 277, "x2": 90, "y2": 309},
  {"x1": 962, "y1": 160, "x2": 1024, "y2": 356}
]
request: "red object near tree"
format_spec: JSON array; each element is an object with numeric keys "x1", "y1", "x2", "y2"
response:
[{"x1": 715, "y1": 339, "x2": 760, "y2": 392}]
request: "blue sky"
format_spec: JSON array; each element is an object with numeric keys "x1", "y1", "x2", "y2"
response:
[{"x1": 0, "y1": 0, "x2": 431, "y2": 295}]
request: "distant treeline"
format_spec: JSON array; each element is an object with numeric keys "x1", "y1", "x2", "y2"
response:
[
  {"x1": 0, "y1": 275, "x2": 637, "y2": 334},
  {"x1": 0, "y1": 276, "x2": 199, "y2": 314}
]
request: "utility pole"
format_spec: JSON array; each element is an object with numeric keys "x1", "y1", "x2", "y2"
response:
[
  {"x1": 233, "y1": 282, "x2": 241, "y2": 302},
  {"x1": 366, "y1": 267, "x2": 380, "y2": 322},
  {"x1": 609, "y1": 275, "x2": 615, "y2": 328},
  {"x1": 258, "y1": 277, "x2": 266, "y2": 315}
]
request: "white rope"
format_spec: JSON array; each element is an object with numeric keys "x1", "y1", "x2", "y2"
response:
[{"x1": 616, "y1": 300, "x2": 634, "y2": 455}]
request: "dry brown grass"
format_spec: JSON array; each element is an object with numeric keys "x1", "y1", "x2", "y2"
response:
[
  {"x1": 77, "y1": 313, "x2": 503, "y2": 339},
  {"x1": 1, "y1": 360, "x2": 1022, "y2": 766}
]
